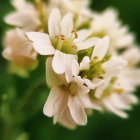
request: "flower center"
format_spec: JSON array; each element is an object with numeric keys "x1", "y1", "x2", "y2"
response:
[
  {"x1": 89, "y1": 77, "x2": 125, "y2": 100},
  {"x1": 62, "y1": 82, "x2": 77, "y2": 97},
  {"x1": 52, "y1": 30, "x2": 78, "y2": 54},
  {"x1": 79, "y1": 55, "x2": 111, "y2": 80},
  {"x1": 101, "y1": 77, "x2": 125, "y2": 98}
]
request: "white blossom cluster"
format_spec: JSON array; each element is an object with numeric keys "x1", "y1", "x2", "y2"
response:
[{"x1": 2, "y1": 0, "x2": 140, "y2": 129}]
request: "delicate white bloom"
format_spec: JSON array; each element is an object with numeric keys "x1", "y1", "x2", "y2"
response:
[
  {"x1": 115, "y1": 47, "x2": 140, "y2": 92},
  {"x1": 93, "y1": 53, "x2": 138, "y2": 118},
  {"x1": 90, "y1": 10, "x2": 140, "y2": 117},
  {"x1": 94, "y1": 75, "x2": 138, "y2": 118},
  {"x1": 2, "y1": 0, "x2": 140, "y2": 129},
  {"x1": 26, "y1": 8, "x2": 98, "y2": 77},
  {"x1": 5, "y1": 0, "x2": 40, "y2": 31},
  {"x1": 91, "y1": 36, "x2": 109, "y2": 60},
  {"x1": 91, "y1": 8, "x2": 135, "y2": 52},
  {"x1": 121, "y1": 46, "x2": 140, "y2": 67},
  {"x1": 59, "y1": 0, "x2": 94, "y2": 19},
  {"x1": 72, "y1": 36, "x2": 110, "y2": 89},
  {"x1": 115, "y1": 68, "x2": 140, "y2": 92},
  {"x1": 102, "y1": 55, "x2": 128, "y2": 79},
  {"x1": 43, "y1": 57, "x2": 101, "y2": 128},
  {"x1": 49, "y1": 0, "x2": 89, "y2": 14},
  {"x1": 2, "y1": 28, "x2": 38, "y2": 70},
  {"x1": 93, "y1": 56, "x2": 127, "y2": 98},
  {"x1": 102, "y1": 92, "x2": 138, "y2": 118},
  {"x1": 48, "y1": 0, "x2": 94, "y2": 29},
  {"x1": 73, "y1": 36, "x2": 127, "y2": 90}
]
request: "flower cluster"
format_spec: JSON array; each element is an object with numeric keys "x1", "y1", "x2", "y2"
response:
[{"x1": 2, "y1": 0, "x2": 140, "y2": 129}]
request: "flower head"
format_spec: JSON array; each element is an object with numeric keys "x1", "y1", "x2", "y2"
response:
[
  {"x1": 26, "y1": 8, "x2": 98, "y2": 77},
  {"x1": 91, "y1": 8, "x2": 135, "y2": 52},
  {"x1": 2, "y1": 28, "x2": 38, "y2": 70},
  {"x1": 5, "y1": 0, "x2": 40, "y2": 31},
  {"x1": 43, "y1": 57, "x2": 101, "y2": 128},
  {"x1": 72, "y1": 36, "x2": 110, "y2": 89}
]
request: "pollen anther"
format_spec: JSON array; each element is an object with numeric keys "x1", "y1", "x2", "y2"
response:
[{"x1": 71, "y1": 30, "x2": 78, "y2": 39}]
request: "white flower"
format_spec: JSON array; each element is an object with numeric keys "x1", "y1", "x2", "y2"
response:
[
  {"x1": 26, "y1": 8, "x2": 97, "y2": 78},
  {"x1": 49, "y1": 0, "x2": 89, "y2": 14},
  {"x1": 91, "y1": 8, "x2": 134, "y2": 52},
  {"x1": 102, "y1": 92, "x2": 138, "y2": 118},
  {"x1": 115, "y1": 47, "x2": 140, "y2": 92},
  {"x1": 93, "y1": 53, "x2": 138, "y2": 118},
  {"x1": 94, "y1": 75, "x2": 138, "y2": 118},
  {"x1": 72, "y1": 36, "x2": 110, "y2": 89},
  {"x1": 49, "y1": 0, "x2": 94, "y2": 29},
  {"x1": 5, "y1": 0, "x2": 40, "y2": 31},
  {"x1": 43, "y1": 57, "x2": 101, "y2": 128},
  {"x1": 121, "y1": 46, "x2": 140, "y2": 67},
  {"x1": 72, "y1": 36, "x2": 127, "y2": 91},
  {"x1": 115, "y1": 68, "x2": 140, "y2": 93},
  {"x1": 94, "y1": 55, "x2": 127, "y2": 98},
  {"x1": 2, "y1": 28, "x2": 38, "y2": 70},
  {"x1": 102, "y1": 55, "x2": 128, "y2": 80}
]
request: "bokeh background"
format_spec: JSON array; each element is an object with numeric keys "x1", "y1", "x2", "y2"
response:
[{"x1": 0, "y1": 0, "x2": 140, "y2": 140}]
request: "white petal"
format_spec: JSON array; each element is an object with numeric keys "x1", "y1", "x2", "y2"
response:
[
  {"x1": 12, "y1": 0, "x2": 33, "y2": 10},
  {"x1": 76, "y1": 37, "x2": 98, "y2": 51},
  {"x1": 92, "y1": 78, "x2": 105, "y2": 86},
  {"x1": 46, "y1": 57, "x2": 66, "y2": 88},
  {"x1": 5, "y1": 12, "x2": 40, "y2": 31},
  {"x1": 43, "y1": 87, "x2": 61, "y2": 117},
  {"x1": 73, "y1": 76, "x2": 84, "y2": 86},
  {"x1": 84, "y1": 79, "x2": 96, "y2": 89},
  {"x1": 12, "y1": 0, "x2": 26, "y2": 10},
  {"x1": 116, "y1": 34, "x2": 134, "y2": 47},
  {"x1": 79, "y1": 94, "x2": 102, "y2": 110},
  {"x1": 61, "y1": 13, "x2": 73, "y2": 38},
  {"x1": 91, "y1": 36, "x2": 109, "y2": 61},
  {"x1": 65, "y1": 54, "x2": 77, "y2": 82},
  {"x1": 103, "y1": 56, "x2": 127, "y2": 77},
  {"x1": 95, "y1": 87, "x2": 104, "y2": 99},
  {"x1": 103, "y1": 99, "x2": 128, "y2": 118},
  {"x1": 62, "y1": 0, "x2": 76, "y2": 12},
  {"x1": 109, "y1": 94, "x2": 131, "y2": 110},
  {"x1": 79, "y1": 56, "x2": 90, "y2": 71},
  {"x1": 68, "y1": 96, "x2": 87, "y2": 125},
  {"x1": 95, "y1": 81, "x2": 108, "y2": 98},
  {"x1": 122, "y1": 47, "x2": 140, "y2": 65},
  {"x1": 58, "y1": 108, "x2": 77, "y2": 129},
  {"x1": 52, "y1": 50, "x2": 67, "y2": 74},
  {"x1": 122, "y1": 93, "x2": 138, "y2": 104},
  {"x1": 74, "y1": 29, "x2": 92, "y2": 43},
  {"x1": 26, "y1": 32, "x2": 55, "y2": 55},
  {"x1": 5, "y1": 12, "x2": 26, "y2": 26},
  {"x1": 48, "y1": 8, "x2": 61, "y2": 38},
  {"x1": 53, "y1": 91, "x2": 67, "y2": 124},
  {"x1": 73, "y1": 76, "x2": 90, "y2": 95},
  {"x1": 2, "y1": 48, "x2": 12, "y2": 60},
  {"x1": 125, "y1": 69, "x2": 140, "y2": 85},
  {"x1": 72, "y1": 59, "x2": 80, "y2": 77},
  {"x1": 78, "y1": 84, "x2": 90, "y2": 95},
  {"x1": 84, "y1": 79, "x2": 104, "y2": 90}
]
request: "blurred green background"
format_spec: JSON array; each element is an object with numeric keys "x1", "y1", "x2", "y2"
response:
[{"x1": 0, "y1": 0, "x2": 140, "y2": 140}]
